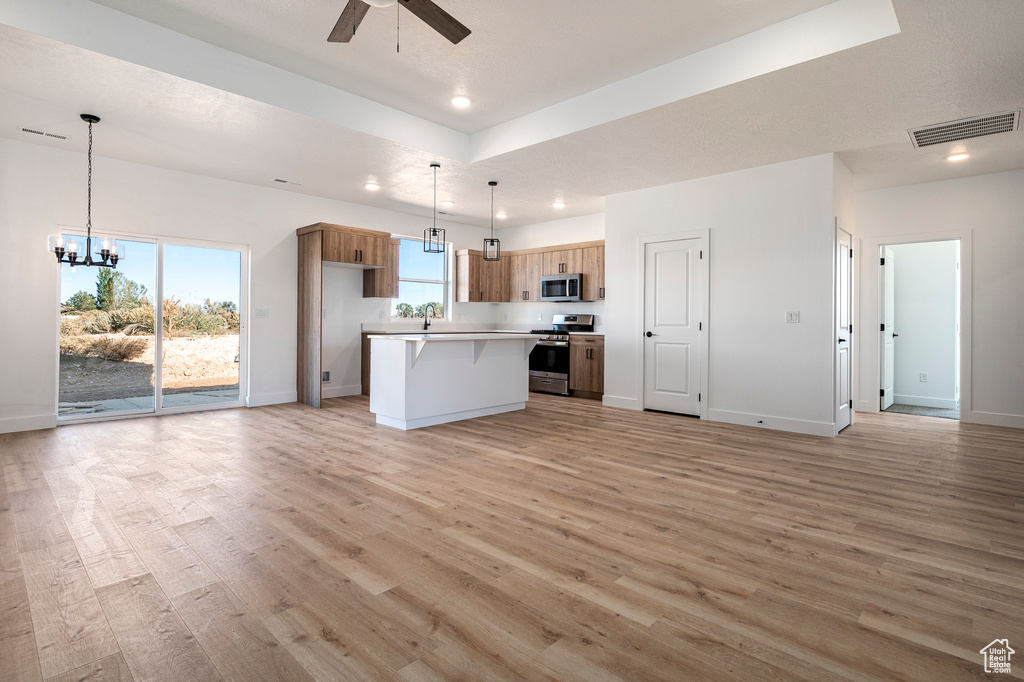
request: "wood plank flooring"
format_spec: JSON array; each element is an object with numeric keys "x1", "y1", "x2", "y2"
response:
[{"x1": 1, "y1": 395, "x2": 1022, "y2": 681}]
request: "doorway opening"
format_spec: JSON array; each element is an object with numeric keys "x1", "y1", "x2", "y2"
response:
[
  {"x1": 57, "y1": 233, "x2": 247, "y2": 422},
  {"x1": 878, "y1": 239, "x2": 961, "y2": 420}
]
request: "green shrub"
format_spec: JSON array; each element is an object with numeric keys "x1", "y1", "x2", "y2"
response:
[
  {"x1": 60, "y1": 316, "x2": 85, "y2": 337},
  {"x1": 110, "y1": 306, "x2": 155, "y2": 334},
  {"x1": 163, "y1": 299, "x2": 226, "y2": 337},
  {"x1": 87, "y1": 336, "x2": 149, "y2": 361},
  {"x1": 78, "y1": 310, "x2": 111, "y2": 334},
  {"x1": 59, "y1": 334, "x2": 148, "y2": 361}
]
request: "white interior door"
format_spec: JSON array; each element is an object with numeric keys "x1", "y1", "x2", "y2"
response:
[
  {"x1": 643, "y1": 239, "x2": 702, "y2": 415},
  {"x1": 835, "y1": 227, "x2": 852, "y2": 432},
  {"x1": 880, "y1": 246, "x2": 896, "y2": 409}
]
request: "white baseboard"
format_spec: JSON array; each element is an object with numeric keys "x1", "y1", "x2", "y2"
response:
[
  {"x1": 894, "y1": 394, "x2": 958, "y2": 409},
  {"x1": 963, "y1": 410, "x2": 1024, "y2": 430},
  {"x1": 602, "y1": 395, "x2": 641, "y2": 410},
  {"x1": 322, "y1": 384, "x2": 362, "y2": 399},
  {"x1": 0, "y1": 413, "x2": 57, "y2": 434},
  {"x1": 707, "y1": 409, "x2": 835, "y2": 437},
  {"x1": 375, "y1": 402, "x2": 525, "y2": 430},
  {"x1": 247, "y1": 391, "x2": 297, "y2": 408}
]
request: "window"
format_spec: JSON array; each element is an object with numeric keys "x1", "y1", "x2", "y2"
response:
[{"x1": 392, "y1": 238, "x2": 450, "y2": 319}]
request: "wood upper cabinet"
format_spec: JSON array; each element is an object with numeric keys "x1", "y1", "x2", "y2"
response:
[
  {"x1": 456, "y1": 250, "x2": 510, "y2": 302},
  {"x1": 570, "y1": 335, "x2": 604, "y2": 396},
  {"x1": 510, "y1": 252, "x2": 543, "y2": 302},
  {"x1": 543, "y1": 248, "x2": 582, "y2": 276},
  {"x1": 363, "y1": 238, "x2": 400, "y2": 298},
  {"x1": 315, "y1": 224, "x2": 387, "y2": 266},
  {"x1": 582, "y1": 245, "x2": 605, "y2": 301}
]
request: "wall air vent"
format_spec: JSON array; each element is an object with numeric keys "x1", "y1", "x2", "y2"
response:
[
  {"x1": 908, "y1": 110, "x2": 1020, "y2": 148},
  {"x1": 19, "y1": 126, "x2": 68, "y2": 141}
]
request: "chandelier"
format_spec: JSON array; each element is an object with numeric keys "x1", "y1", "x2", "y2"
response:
[{"x1": 51, "y1": 114, "x2": 119, "y2": 268}]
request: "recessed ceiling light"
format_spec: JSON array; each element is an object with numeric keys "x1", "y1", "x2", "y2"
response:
[
  {"x1": 496, "y1": 212, "x2": 508, "y2": 219},
  {"x1": 365, "y1": 182, "x2": 380, "y2": 191},
  {"x1": 441, "y1": 200, "x2": 454, "y2": 207},
  {"x1": 552, "y1": 201, "x2": 566, "y2": 209},
  {"x1": 451, "y1": 96, "x2": 471, "y2": 108},
  {"x1": 946, "y1": 153, "x2": 969, "y2": 162}
]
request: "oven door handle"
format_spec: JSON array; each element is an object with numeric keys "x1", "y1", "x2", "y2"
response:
[{"x1": 536, "y1": 340, "x2": 569, "y2": 347}]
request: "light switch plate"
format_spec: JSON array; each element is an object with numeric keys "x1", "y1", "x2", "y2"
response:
[
  {"x1": 786, "y1": 311, "x2": 800, "y2": 323},
  {"x1": 920, "y1": 372, "x2": 928, "y2": 382},
  {"x1": 254, "y1": 307, "x2": 269, "y2": 318}
]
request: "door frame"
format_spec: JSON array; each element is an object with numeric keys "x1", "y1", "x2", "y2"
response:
[
  {"x1": 635, "y1": 228, "x2": 710, "y2": 419},
  {"x1": 55, "y1": 229, "x2": 250, "y2": 424},
  {"x1": 857, "y1": 229, "x2": 972, "y2": 422}
]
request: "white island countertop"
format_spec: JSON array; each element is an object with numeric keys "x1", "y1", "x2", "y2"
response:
[{"x1": 368, "y1": 333, "x2": 541, "y2": 430}]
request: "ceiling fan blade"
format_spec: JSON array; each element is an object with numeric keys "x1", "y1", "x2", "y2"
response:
[
  {"x1": 329, "y1": 0, "x2": 371, "y2": 43},
  {"x1": 400, "y1": 0, "x2": 471, "y2": 44}
]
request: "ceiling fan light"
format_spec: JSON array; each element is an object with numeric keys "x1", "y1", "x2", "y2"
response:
[{"x1": 364, "y1": 0, "x2": 396, "y2": 8}]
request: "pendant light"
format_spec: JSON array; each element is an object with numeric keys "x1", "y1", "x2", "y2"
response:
[
  {"x1": 50, "y1": 114, "x2": 119, "y2": 269},
  {"x1": 483, "y1": 181, "x2": 500, "y2": 261},
  {"x1": 423, "y1": 163, "x2": 445, "y2": 253}
]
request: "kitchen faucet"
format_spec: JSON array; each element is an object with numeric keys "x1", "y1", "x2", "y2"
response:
[{"x1": 423, "y1": 303, "x2": 437, "y2": 330}]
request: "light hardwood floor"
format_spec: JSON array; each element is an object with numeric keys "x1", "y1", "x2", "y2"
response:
[{"x1": 1, "y1": 395, "x2": 1022, "y2": 681}]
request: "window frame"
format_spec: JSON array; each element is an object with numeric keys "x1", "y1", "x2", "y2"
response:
[{"x1": 393, "y1": 236, "x2": 452, "y2": 321}]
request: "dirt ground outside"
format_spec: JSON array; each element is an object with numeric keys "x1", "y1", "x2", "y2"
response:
[{"x1": 59, "y1": 333, "x2": 240, "y2": 402}]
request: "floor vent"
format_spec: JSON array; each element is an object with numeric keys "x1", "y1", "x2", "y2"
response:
[
  {"x1": 19, "y1": 126, "x2": 68, "y2": 141},
  {"x1": 908, "y1": 110, "x2": 1020, "y2": 148}
]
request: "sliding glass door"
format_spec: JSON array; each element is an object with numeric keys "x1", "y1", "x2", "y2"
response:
[
  {"x1": 160, "y1": 244, "x2": 242, "y2": 409},
  {"x1": 58, "y1": 236, "x2": 157, "y2": 417},
  {"x1": 58, "y1": 235, "x2": 247, "y2": 422}
]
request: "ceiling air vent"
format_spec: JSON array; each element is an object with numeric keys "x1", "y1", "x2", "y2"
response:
[
  {"x1": 19, "y1": 126, "x2": 68, "y2": 141},
  {"x1": 908, "y1": 110, "x2": 1020, "y2": 148}
]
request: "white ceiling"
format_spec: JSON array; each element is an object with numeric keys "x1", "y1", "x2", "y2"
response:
[{"x1": 0, "y1": 0, "x2": 1022, "y2": 229}]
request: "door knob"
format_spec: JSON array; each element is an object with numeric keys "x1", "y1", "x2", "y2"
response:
[
  {"x1": 838, "y1": 338, "x2": 846, "y2": 344},
  {"x1": 645, "y1": 331, "x2": 654, "y2": 338},
  {"x1": 893, "y1": 333, "x2": 899, "y2": 338}
]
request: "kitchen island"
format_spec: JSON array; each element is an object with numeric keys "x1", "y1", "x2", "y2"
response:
[{"x1": 368, "y1": 333, "x2": 541, "y2": 430}]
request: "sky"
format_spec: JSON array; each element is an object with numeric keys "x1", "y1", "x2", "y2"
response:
[{"x1": 60, "y1": 236, "x2": 240, "y2": 307}]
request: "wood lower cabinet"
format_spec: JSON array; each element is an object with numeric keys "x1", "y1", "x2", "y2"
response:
[
  {"x1": 570, "y1": 335, "x2": 604, "y2": 398},
  {"x1": 363, "y1": 238, "x2": 400, "y2": 298},
  {"x1": 456, "y1": 250, "x2": 510, "y2": 302}
]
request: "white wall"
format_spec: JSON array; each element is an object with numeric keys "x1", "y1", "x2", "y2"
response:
[
  {"x1": 0, "y1": 138, "x2": 490, "y2": 433},
  {"x1": 498, "y1": 213, "x2": 605, "y2": 250},
  {"x1": 854, "y1": 169, "x2": 1024, "y2": 428},
  {"x1": 889, "y1": 241, "x2": 959, "y2": 409},
  {"x1": 604, "y1": 154, "x2": 838, "y2": 435}
]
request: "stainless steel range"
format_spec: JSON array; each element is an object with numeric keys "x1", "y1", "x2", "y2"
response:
[{"x1": 528, "y1": 314, "x2": 595, "y2": 395}]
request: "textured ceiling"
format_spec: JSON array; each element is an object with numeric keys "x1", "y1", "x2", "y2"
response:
[
  {"x1": 0, "y1": 0, "x2": 1022, "y2": 228},
  {"x1": 84, "y1": 0, "x2": 836, "y2": 133}
]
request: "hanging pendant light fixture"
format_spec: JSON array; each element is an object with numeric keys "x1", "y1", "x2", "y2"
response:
[
  {"x1": 50, "y1": 114, "x2": 119, "y2": 269},
  {"x1": 483, "y1": 181, "x2": 500, "y2": 261},
  {"x1": 423, "y1": 163, "x2": 445, "y2": 254}
]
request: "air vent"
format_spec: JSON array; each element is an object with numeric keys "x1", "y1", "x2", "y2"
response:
[
  {"x1": 908, "y1": 110, "x2": 1020, "y2": 148},
  {"x1": 19, "y1": 126, "x2": 68, "y2": 141},
  {"x1": 272, "y1": 178, "x2": 302, "y2": 186}
]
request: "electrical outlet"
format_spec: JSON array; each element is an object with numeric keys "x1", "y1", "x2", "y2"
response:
[
  {"x1": 322, "y1": 371, "x2": 330, "y2": 383},
  {"x1": 920, "y1": 372, "x2": 928, "y2": 382},
  {"x1": 254, "y1": 307, "x2": 269, "y2": 318},
  {"x1": 785, "y1": 311, "x2": 800, "y2": 323}
]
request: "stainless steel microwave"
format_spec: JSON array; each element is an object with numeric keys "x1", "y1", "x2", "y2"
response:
[{"x1": 540, "y1": 273, "x2": 582, "y2": 302}]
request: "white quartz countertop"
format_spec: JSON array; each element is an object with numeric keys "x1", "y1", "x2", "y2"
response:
[{"x1": 368, "y1": 332, "x2": 541, "y2": 342}]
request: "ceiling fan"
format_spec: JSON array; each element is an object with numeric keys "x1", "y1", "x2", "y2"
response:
[{"x1": 328, "y1": 0, "x2": 471, "y2": 45}]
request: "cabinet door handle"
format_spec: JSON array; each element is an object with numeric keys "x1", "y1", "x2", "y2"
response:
[
  {"x1": 599, "y1": 287, "x2": 604, "y2": 299},
  {"x1": 480, "y1": 291, "x2": 483, "y2": 301}
]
